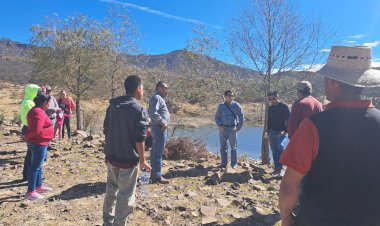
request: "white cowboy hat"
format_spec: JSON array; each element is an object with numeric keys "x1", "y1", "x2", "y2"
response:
[{"x1": 317, "y1": 46, "x2": 380, "y2": 87}]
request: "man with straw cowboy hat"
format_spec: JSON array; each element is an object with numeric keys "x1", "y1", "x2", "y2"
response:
[{"x1": 279, "y1": 46, "x2": 380, "y2": 226}]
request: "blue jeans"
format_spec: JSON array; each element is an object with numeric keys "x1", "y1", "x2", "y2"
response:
[
  {"x1": 269, "y1": 130, "x2": 288, "y2": 170},
  {"x1": 219, "y1": 127, "x2": 238, "y2": 168},
  {"x1": 27, "y1": 143, "x2": 48, "y2": 192},
  {"x1": 150, "y1": 125, "x2": 168, "y2": 179}
]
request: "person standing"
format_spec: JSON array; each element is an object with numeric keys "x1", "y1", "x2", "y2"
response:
[
  {"x1": 44, "y1": 85, "x2": 60, "y2": 128},
  {"x1": 266, "y1": 91, "x2": 290, "y2": 174},
  {"x1": 215, "y1": 90, "x2": 244, "y2": 169},
  {"x1": 148, "y1": 81, "x2": 170, "y2": 184},
  {"x1": 20, "y1": 84, "x2": 40, "y2": 181},
  {"x1": 25, "y1": 94, "x2": 54, "y2": 200},
  {"x1": 103, "y1": 75, "x2": 151, "y2": 226},
  {"x1": 279, "y1": 46, "x2": 380, "y2": 226},
  {"x1": 58, "y1": 91, "x2": 76, "y2": 139},
  {"x1": 287, "y1": 81, "x2": 323, "y2": 139}
]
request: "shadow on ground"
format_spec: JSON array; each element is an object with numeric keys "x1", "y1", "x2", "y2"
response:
[{"x1": 51, "y1": 182, "x2": 106, "y2": 201}]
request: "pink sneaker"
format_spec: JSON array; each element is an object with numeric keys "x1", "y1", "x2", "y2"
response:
[
  {"x1": 36, "y1": 186, "x2": 53, "y2": 193},
  {"x1": 25, "y1": 191, "x2": 44, "y2": 201}
]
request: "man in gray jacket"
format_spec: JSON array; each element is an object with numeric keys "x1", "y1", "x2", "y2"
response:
[
  {"x1": 148, "y1": 81, "x2": 170, "y2": 184},
  {"x1": 215, "y1": 90, "x2": 244, "y2": 169}
]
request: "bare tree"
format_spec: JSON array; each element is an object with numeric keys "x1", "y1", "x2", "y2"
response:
[{"x1": 229, "y1": 0, "x2": 332, "y2": 164}]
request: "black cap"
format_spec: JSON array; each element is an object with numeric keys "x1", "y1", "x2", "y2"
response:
[{"x1": 224, "y1": 90, "x2": 234, "y2": 96}]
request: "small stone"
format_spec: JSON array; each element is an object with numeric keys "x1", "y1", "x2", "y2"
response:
[
  {"x1": 201, "y1": 216, "x2": 218, "y2": 225},
  {"x1": 216, "y1": 198, "x2": 231, "y2": 207},
  {"x1": 252, "y1": 184, "x2": 266, "y2": 191},
  {"x1": 191, "y1": 211, "x2": 199, "y2": 217},
  {"x1": 231, "y1": 182, "x2": 240, "y2": 190},
  {"x1": 19, "y1": 202, "x2": 28, "y2": 208},
  {"x1": 231, "y1": 212, "x2": 243, "y2": 219},
  {"x1": 51, "y1": 152, "x2": 61, "y2": 158},
  {"x1": 185, "y1": 191, "x2": 197, "y2": 197},
  {"x1": 200, "y1": 205, "x2": 216, "y2": 217},
  {"x1": 176, "y1": 205, "x2": 187, "y2": 212}
]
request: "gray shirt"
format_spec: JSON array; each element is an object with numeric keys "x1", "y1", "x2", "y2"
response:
[
  {"x1": 46, "y1": 95, "x2": 59, "y2": 119},
  {"x1": 148, "y1": 91, "x2": 170, "y2": 126}
]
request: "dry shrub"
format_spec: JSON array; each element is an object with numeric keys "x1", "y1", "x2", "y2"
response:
[{"x1": 164, "y1": 136, "x2": 208, "y2": 160}]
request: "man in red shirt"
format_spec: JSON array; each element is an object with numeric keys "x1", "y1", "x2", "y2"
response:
[
  {"x1": 287, "y1": 81, "x2": 323, "y2": 139},
  {"x1": 279, "y1": 46, "x2": 380, "y2": 226}
]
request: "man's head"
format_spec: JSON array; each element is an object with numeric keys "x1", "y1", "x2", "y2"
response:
[
  {"x1": 60, "y1": 90, "x2": 67, "y2": 99},
  {"x1": 296, "y1": 81, "x2": 312, "y2": 99},
  {"x1": 316, "y1": 46, "x2": 380, "y2": 100},
  {"x1": 156, "y1": 81, "x2": 168, "y2": 97},
  {"x1": 223, "y1": 90, "x2": 234, "y2": 104},
  {"x1": 267, "y1": 91, "x2": 279, "y2": 105},
  {"x1": 124, "y1": 75, "x2": 144, "y2": 100},
  {"x1": 45, "y1": 85, "x2": 52, "y2": 95}
]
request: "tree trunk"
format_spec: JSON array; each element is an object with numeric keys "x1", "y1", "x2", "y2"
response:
[
  {"x1": 76, "y1": 97, "x2": 82, "y2": 130},
  {"x1": 261, "y1": 101, "x2": 270, "y2": 164}
]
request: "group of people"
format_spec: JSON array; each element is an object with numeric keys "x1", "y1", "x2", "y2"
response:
[
  {"x1": 19, "y1": 85, "x2": 75, "y2": 200},
  {"x1": 102, "y1": 45, "x2": 380, "y2": 226},
  {"x1": 18, "y1": 45, "x2": 380, "y2": 226}
]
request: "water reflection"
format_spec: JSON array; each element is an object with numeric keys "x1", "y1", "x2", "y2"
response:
[{"x1": 170, "y1": 126, "x2": 264, "y2": 159}]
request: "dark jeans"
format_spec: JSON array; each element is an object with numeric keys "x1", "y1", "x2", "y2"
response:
[
  {"x1": 22, "y1": 142, "x2": 33, "y2": 180},
  {"x1": 27, "y1": 143, "x2": 48, "y2": 192},
  {"x1": 62, "y1": 117, "x2": 71, "y2": 138}
]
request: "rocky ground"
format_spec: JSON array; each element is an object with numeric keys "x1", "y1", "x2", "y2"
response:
[{"x1": 0, "y1": 123, "x2": 282, "y2": 226}]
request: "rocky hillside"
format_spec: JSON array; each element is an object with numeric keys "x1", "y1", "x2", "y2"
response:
[
  {"x1": 0, "y1": 38, "x2": 257, "y2": 84},
  {"x1": 0, "y1": 123, "x2": 282, "y2": 226}
]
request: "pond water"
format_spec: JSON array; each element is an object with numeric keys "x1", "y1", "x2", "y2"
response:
[{"x1": 171, "y1": 126, "x2": 264, "y2": 160}]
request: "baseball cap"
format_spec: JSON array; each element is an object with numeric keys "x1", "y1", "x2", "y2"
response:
[{"x1": 224, "y1": 90, "x2": 234, "y2": 96}]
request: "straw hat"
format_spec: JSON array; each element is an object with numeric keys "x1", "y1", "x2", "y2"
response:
[{"x1": 317, "y1": 46, "x2": 380, "y2": 87}]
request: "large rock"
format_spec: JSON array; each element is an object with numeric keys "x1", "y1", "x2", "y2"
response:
[{"x1": 202, "y1": 216, "x2": 218, "y2": 225}]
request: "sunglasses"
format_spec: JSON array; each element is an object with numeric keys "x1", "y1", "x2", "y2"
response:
[{"x1": 268, "y1": 98, "x2": 276, "y2": 101}]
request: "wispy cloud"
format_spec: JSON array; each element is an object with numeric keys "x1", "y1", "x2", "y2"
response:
[
  {"x1": 347, "y1": 34, "x2": 365, "y2": 40},
  {"x1": 343, "y1": 40, "x2": 357, "y2": 44},
  {"x1": 363, "y1": 41, "x2": 380, "y2": 48},
  {"x1": 373, "y1": 58, "x2": 380, "y2": 68},
  {"x1": 100, "y1": 0, "x2": 223, "y2": 29},
  {"x1": 320, "y1": 49, "x2": 330, "y2": 52}
]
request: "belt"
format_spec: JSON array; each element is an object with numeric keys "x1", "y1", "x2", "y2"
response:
[{"x1": 222, "y1": 125, "x2": 236, "y2": 127}]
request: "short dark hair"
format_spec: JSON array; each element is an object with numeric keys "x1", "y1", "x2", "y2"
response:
[
  {"x1": 267, "y1": 91, "x2": 279, "y2": 97},
  {"x1": 156, "y1": 81, "x2": 165, "y2": 90},
  {"x1": 124, "y1": 75, "x2": 142, "y2": 95},
  {"x1": 34, "y1": 94, "x2": 51, "y2": 107}
]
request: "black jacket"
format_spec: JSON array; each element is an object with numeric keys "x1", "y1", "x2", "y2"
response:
[{"x1": 103, "y1": 95, "x2": 149, "y2": 165}]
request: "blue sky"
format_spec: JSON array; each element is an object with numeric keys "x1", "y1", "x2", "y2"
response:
[{"x1": 1, "y1": 0, "x2": 380, "y2": 66}]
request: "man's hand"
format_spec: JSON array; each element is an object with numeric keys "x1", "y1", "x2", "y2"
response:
[
  {"x1": 140, "y1": 161, "x2": 152, "y2": 172},
  {"x1": 233, "y1": 128, "x2": 240, "y2": 133},
  {"x1": 161, "y1": 123, "x2": 168, "y2": 131},
  {"x1": 281, "y1": 214, "x2": 295, "y2": 226},
  {"x1": 219, "y1": 126, "x2": 225, "y2": 132}
]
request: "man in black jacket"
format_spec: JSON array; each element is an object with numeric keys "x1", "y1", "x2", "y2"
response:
[{"x1": 103, "y1": 75, "x2": 151, "y2": 226}]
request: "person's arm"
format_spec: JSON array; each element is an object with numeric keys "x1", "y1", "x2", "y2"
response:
[
  {"x1": 236, "y1": 103, "x2": 244, "y2": 131},
  {"x1": 287, "y1": 103, "x2": 301, "y2": 139},
  {"x1": 148, "y1": 96, "x2": 166, "y2": 126},
  {"x1": 28, "y1": 109, "x2": 45, "y2": 138},
  {"x1": 266, "y1": 107, "x2": 271, "y2": 133},
  {"x1": 279, "y1": 168, "x2": 304, "y2": 226},
  {"x1": 284, "y1": 104, "x2": 291, "y2": 133},
  {"x1": 103, "y1": 106, "x2": 110, "y2": 136},
  {"x1": 215, "y1": 104, "x2": 222, "y2": 127},
  {"x1": 135, "y1": 108, "x2": 151, "y2": 171}
]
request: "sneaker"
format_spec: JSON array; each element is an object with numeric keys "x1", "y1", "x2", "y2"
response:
[
  {"x1": 151, "y1": 176, "x2": 169, "y2": 184},
  {"x1": 218, "y1": 164, "x2": 227, "y2": 169},
  {"x1": 231, "y1": 165, "x2": 238, "y2": 170},
  {"x1": 36, "y1": 186, "x2": 53, "y2": 193},
  {"x1": 25, "y1": 191, "x2": 44, "y2": 201}
]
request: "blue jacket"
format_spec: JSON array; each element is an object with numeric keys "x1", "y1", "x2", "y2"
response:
[
  {"x1": 148, "y1": 91, "x2": 170, "y2": 126},
  {"x1": 215, "y1": 101, "x2": 244, "y2": 130}
]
